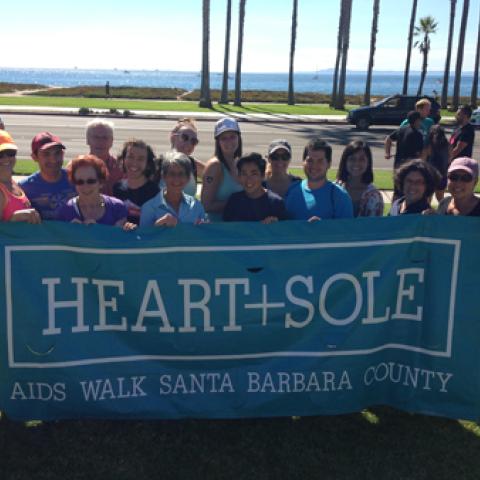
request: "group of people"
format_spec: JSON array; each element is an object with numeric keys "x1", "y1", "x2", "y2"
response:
[{"x1": 0, "y1": 105, "x2": 477, "y2": 232}]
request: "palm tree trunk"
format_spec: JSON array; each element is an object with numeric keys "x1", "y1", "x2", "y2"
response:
[
  {"x1": 441, "y1": 0, "x2": 457, "y2": 108},
  {"x1": 234, "y1": 0, "x2": 247, "y2": 107},
  {"x1": 199, "y1": 0, "x2": 212, "y2": 108},
  {"x1": 287, "y1": 0, "x2": 298, "y2": 105},
  {"x1": 331, "y1": 0, "x2": 346, "y2": 107},
  {"x1": 335, "y1": 0, "x2": 352, "y2": 110},
  {"x1": 402, "y1": 0, "x2": 418, "y2": 95},
  {"x1": 364, "y1": 0, "x2": 380, "y2": 105},
  {"x1": 452, "y1": 0, "x2": 470, "y2": 110},
  {"x1": 220, "y1": 0, "x2": 232, "y2": 104},
  {"x1": 470, "y1": 4, "x2": 480, "y2": 107},
  {"x1": 417, "y1": 34, "x2": 428, "y2": 95}
]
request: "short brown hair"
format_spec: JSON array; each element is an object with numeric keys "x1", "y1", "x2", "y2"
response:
[{"x1": 66, "y1": 154, "x2": 109, "y2": 184}]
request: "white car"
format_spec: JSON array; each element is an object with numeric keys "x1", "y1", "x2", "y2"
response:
[{"x1": 471, "y1": 108, "x2": 480, "y2": 128}]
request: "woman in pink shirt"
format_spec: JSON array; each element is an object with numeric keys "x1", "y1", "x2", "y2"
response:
[{"x1": 0, "y1": 131, "x2": 41, "y2": 223}]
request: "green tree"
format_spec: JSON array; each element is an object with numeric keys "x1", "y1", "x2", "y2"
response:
[
  {"x1": 331, "y1": 0, "x2": 347, "y2": 107},
  {"x1": 364, "y1": 0, "x2": 380, "y2": 105},
  {"x1": 402, "y1": 0, "x2": 418, "y2": 94},
  {"x1": 414, "y1": 16, "x2": 438, "y2": 96},
  {"x1": 452, "y1": 0, "x2": 470, "y2": 109},
  {"x1": 335, "y1": 0, "x2": 353, "y2": 109},
  {"x1": 470, "y1": 4, "x2": 480, "y2": 107},
  {"x1": 199, "y1": 0, "x2": 212, "y2": 108},
  {"x1": 220, "y1": 0, "x2": 232, "y2": 104},
  {"x1": 441, "y1": 0, "x2": 457, "y2": 108},
  {"x1": 234, "y1": 0, "x2": 247, "y2": 106},
  {"x1": 288, "y1": 0, "x2": 298, "y2": 105}
]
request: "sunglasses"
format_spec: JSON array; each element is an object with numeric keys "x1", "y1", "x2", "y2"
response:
[
  {"x1": 176, "y1": 133, "x2": 199, "y2": 145},
  {"x1": 0, "y1": 150, "x2": 16, "y2": 159},
  {"x1": 448, "y1": 172, "x2": 473, "y2": 183},
  {"x1": 74, "y1": 178, "x2": 98, "y2": 186},
  {"x1": 270, "y1": 153, "x2": 291, "y2": 162}
]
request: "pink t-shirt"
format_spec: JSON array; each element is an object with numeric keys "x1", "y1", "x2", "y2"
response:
[{"x1": 0, "y1": 182, "x2": 31, "y2": 221}]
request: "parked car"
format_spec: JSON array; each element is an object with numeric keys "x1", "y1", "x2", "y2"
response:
[
  {"x1": 346, "y1": 94, "x2": 441, "y2": 130},
  {"x1": 470, "y1": 108, "x2": 480, "y2": 128}
]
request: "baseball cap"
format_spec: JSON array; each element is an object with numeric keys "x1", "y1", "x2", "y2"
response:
[
  {"x1": 268, "y1": 139, "x2": 292, "y2": 156},
  {"x1": 214, "y1": 117, "x2": 240, "y2": 138},
  {"x1": 31, "y1": 131, "x2": 65, "y2": 156},
  {"x1": 448, "y1": 157, "x2": 479, "y2": 179},
  {"x1": 0, "y1": 130, "x2": 18, "y2": 153}
]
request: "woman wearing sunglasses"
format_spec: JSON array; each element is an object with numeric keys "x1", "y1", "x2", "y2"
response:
[
  {"x1": 167, "y1": 118, "x2": 205, "y2": 197},
  {"x1": 437, "y1": 157, "x2": 480, "y2": 216},
  {"x1": 0, "y1": 130, "x2": 41, "y2": 224},
  {"x1": 58, "y1": 154, "x2": 129, "y2": 227},
  {"x1": 264, "y1": 139, "x2": 301, "y2": 198}
]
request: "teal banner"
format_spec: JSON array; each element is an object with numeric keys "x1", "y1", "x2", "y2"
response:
[{"x1": 0, "y1": 216, "x2": 479, "y2": 421}]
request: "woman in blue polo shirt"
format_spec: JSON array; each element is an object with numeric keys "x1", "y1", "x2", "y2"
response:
[{"x1": 140, "y1": 152, "x2": 206, "y2": 227}]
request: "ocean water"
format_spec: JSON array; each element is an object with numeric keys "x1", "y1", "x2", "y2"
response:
[{"x1": 0, "y1": 67, "x2": 475, "y2": 97}]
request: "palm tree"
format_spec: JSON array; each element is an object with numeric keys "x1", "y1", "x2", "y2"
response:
[
  {"x1": 402, "y1": 0, "x2": 418, "y2": 95},
  {"x1": 470, "y1": 5, "x2": 480, "y2": 107},
  {"x1": 199, "y1": 0, "x2": 212, "y2": 108},
  {"x1": 234, "y1": 0, "x2": 247, "y2": 106},
  {"x1": 414, "y1": 16, "x2": 438, "y2": 96},
  {"x1": 335, "y1": 0, "x2": 353, "y2": 109},
  {"x1": 452, "y1": 0, "x2": 470, "y2": 110},
  {"x1": 441, "y1": 0, "x2": 457, "y2": 108},
  {"x1": 287, "y1": 0, "x2": 298, "y2": 105},
  {"x1": 220, "y1": 0, "x2": 232, "y2": 104},
  {"x1": 331, "y1": 0, "x2": 347, "y2": 107},
  {"x1": 364, "y1": 0, "x2": 380, "y2": 105}
]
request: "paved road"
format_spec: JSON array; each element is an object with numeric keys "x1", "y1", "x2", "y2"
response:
[{"x1": 2, "y1": 113, "x2": 476, "y2": 170}]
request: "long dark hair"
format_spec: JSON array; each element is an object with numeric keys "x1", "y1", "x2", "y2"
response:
[
  {"x1": 428, "y1": 125, "x2": 449, "y2": 153},
  {"x1": 337, "y1": 140, "x2": 374, "y2": 184}
]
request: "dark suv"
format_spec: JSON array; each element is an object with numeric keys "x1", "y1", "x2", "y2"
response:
[{"x1": 346, "y1": 94, "x2": 441, "y2": 130}]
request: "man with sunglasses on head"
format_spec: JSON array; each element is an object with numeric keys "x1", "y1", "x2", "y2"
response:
[
  {"x1": 19, "y1": 132, "x2": 76, "y2": 220},
  {"x1": 285, "y1": 138, "x2": 353, "y2": 221}
]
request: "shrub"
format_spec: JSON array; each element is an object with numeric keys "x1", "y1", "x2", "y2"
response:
[{"x1": 78, "y1": 107, "x2": 91, "y2": 116}]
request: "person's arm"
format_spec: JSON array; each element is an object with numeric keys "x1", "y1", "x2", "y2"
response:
[
  {"x1": 449, "y1": 141, "x2": 468, "y2": 160},
  {"x1": 201, "y1": 159, "x2": 227, "y2": 214},
  {"x1": 10, "y1": 209, "x2": 42, "y2": 224},
  {"x1": 384, "y1": 135, "x2": 394, "y2": 159},
  {"x1": 194, "y1": 159, "x2": 206, "y2": 178}
]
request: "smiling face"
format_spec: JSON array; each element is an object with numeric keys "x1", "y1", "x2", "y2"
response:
[
  {"x1": 345, "y1": 150, "x2": 368, "y2": 180},
  {"x1": 34, "y1": 145, "x2": 64, "y2": 182},
  {"x1": 217, "y1": 131, "x2": 239, "y2": 158},
  {"x1": 124, "y1": 145, "x2": 148, "y2": 181},
  {"x1": 239, "y1": 161, "x2": 265, "y2": 198},
  {"x1": 164, "y1": 163, "x2": 189, "y2": 196},
  {"x1": 172, "y1": 127, "x2": 198, "y2": 156},
  {"x1": 447, "y1": 169, "x2": 477, "y2": 201},
  {"x1": 0, "y1": 149, "x2": 16, "y2": 180},
  {"x1": 402, "y1": 170, "x2": 426, "y2": 204},
  {"x1": 87, "y1": 125, "x2": 113, "y2": 159},
  {"x1": 73, "y1": 165, "x2": 101, "y2": 198},
  {"x1": 268, "y1": 148, "x2": 291, "y2": 175},
  {"x1": 304, "y1": 149, "x2": 330, "y2": 185}
]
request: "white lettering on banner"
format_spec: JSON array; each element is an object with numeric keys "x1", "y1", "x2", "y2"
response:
[
  {"x1": 80, "y1": 376, "x2": 147, "y2": 401},
  {"x1": 247, "y1": 370, "x2": 352, "y2": 393},
  {"x1": 363, "y1": 362, "x2": 453, "y2": 392},
  {"x1": 392, "y1": 268, "x2": 424, "y2": 321},
  {"x1": 39, "y1": 269, "x2": 426, "y2": 336},
  {"x1": 159, "y1": 373, "x2": 234, "y2": 395},
  {"x1": 10, "y1": 382, "x2": 66, "y2": 401}
]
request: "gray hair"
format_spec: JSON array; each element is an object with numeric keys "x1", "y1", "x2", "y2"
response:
[
  {"x1": 86, "y1": 118, "x2": 114, "y2": 136},
  {"x1": 160, "y1": 151, "x2": 192, "y2": 179}
]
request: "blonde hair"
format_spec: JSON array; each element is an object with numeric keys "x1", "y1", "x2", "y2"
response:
[{"x1": 416, "y1": 98, "x2": 431, "y2": 110}]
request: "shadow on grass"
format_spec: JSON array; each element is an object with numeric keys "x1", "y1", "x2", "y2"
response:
[{"x1": 2, "y1": 407, "x2": 480, "y2": 480}]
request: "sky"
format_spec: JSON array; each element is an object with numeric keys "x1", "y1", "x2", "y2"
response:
[{"x1": 2, "y1": 0, "x2": 479, "y2": 72}]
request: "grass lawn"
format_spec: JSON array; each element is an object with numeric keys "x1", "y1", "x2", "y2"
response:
[
  {"x1": 0, "y1": 94, "x2": 457, "y2": 117},
  {"x1": 2, "y1": 408, "x2": 480, "y2": 479}
]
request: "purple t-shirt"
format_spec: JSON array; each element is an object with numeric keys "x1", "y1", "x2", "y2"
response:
[{"x1": 58, "y1": 195, "x2": 128, "y2": 225}]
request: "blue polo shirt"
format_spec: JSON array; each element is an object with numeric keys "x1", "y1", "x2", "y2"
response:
[
  {"x1": 285, "y1": 180, "x2": 353, "y2": 220},
  {"x1": 140, "y1": 190, "x2": 206, "y2": 227}
]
